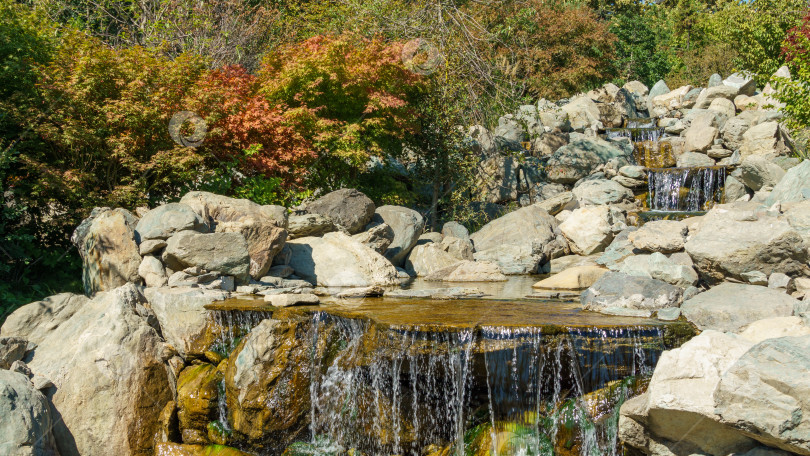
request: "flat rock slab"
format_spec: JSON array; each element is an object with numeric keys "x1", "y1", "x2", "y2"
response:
[
  {"x1": 264, "y1": 293, "x2": 320, "y2": 307},
  {"x1": 681, "y1": 282, "x2": 798, "y2": 332}
]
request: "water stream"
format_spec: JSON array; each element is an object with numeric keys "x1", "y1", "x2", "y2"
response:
[{"x1": 646, "y1": 166, "x2": 726, "y2": 212}]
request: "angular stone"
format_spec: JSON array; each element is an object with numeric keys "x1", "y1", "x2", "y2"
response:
[
  {"x1": 264, "y1": 293, "x2": 320, "y2": 307},
  {"x1": 741, "y1": 122, "x2": 791, "y2": 158},
  {"x1": 562, "y1": 96, "x2": 600, "y2": 131},
  {"x1": 573, "y1": 179, "x2": 633, "y2": 206},
  {"x1": 440, "y1": 236, "x2": 474, "y2": 261},
  {"x1": 139, "y1": 255, "x2": 168, "y2": 288},
  {"x1": 629, "y1": 220, "x2": 687, "y2": 253},
  {"x1": 535, "y1": 191, "x2": 574, "y2": 216},
  {"x1": 424, "y1": 260, "x2": 506, "y2": 282},
  {"x1": 766, "y1": 160, "x2": 810, "y2": 205},
  {"x1": 738, "y1": 316, "x2": 810, "y2": 343},
  {"x1": 163, "y1": 231, "x2": 250, "y2": 282},
  {"x1": 405, "y1": 243, "x2": 462, "y2": 277},
  {"x1": 352, "y1": 223, "x2": 394, "y2": 254},
  {"x1": 71, "y1": 207, "x2": 142, "y2": 294},
  {"x1": 740, "y1": 156, "x2": 786, "y2": 191},
  {"x1": 304, "y1": 188, "x2": 375, "y2": 234},
  {"x1": 546, "y1": 137, "x2": 633, "y2": 184},
  {"x1": 287, "y1": 213, "x2": 336, "y2": 239},
  {"x1": 533, "y1": 265, "x2": 607, "y2": 290},
  {"x1": 684, "y1": 124, "x2": 719, "y2": 153},
  {"x1": 694, "y1": 84, "x2": 739, "y2": 109},
  {"x1": 724, "y1": 73, "x2": 757, "y2": 96},
  {"x1": 725, "y1": 175, "x2": 749, "y2": 201},
  {"x1": 441, "y1": 221, "x2": 470, "y2": 241},
  {"x1": 677, "y1": 151, "x2": 716, "y2": 167},
  {"x1": 681, "y1": 283, "x2": 798, "y2": 332},
  {"x1": 288, "y1": 232, "x2": 399, "y2": 287},
  {"x1": 373, "y1": 205, "x2": 425, "y2": 266},
  {"x1": 139, "y1": 239, "x2": 167, "y2": 255},
  {"x1": 618, "y1": 253, "x2": 699, "y2": 288},
  {"x1": 0, "y1": 337, "x2": 28, "y2": 369},
  {"x1": 0, "y1": 370, "x2": 59, "y2": 455},
  {"x1": 135, "y1": 203, "x2": 206, "y2": 242},
  {"x1": 581, "y1": 272, "x2": 682, "y2": 317},
  {"x1": 559, "y1": 206, "x2": 616, "y2": 255},
  {"x1": 144, "y1": 287, "x2": 229, "y2": 358},
  {"x1": 0, "y1": 293, "x2": 89, "y2": 344}
]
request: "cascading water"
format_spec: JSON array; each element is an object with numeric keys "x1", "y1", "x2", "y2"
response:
[
  {"x1": 605, "y1": 119, "x2": 673, "y2": 168},
  {"x1": 646, "y1": 166, "x2": 727, "y2": 213}
]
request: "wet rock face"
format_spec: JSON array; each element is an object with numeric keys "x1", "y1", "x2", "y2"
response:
[
  {"x1": 71, "y1": 207, "x2": 142, "y2": 294},
  {"x1": 177, "y1": 363, "x2": 224, "y2": 445},
  {"x1": 304, "y1": 188, "x2": 375, "y2": 234}
]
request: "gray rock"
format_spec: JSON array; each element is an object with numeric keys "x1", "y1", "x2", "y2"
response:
[
  {"x1": 657, "y1": 307, "x2": 681, "y2": 321},
  {"x1": 765, "y1": 160, "x2": 810, "y2": 205},
  {"x1": 708, "y1": 73, "x2": 723, "y2": 87},
  {"x1": 288, "y1": 213, "x2": 336, "y2": 238},
  {"x1": 143, "y1": 287, "x2": 228, "y2": 357},
  {"x1": 535, "y1": 191, "x2": 574, "y2": 216},
  {"x1": 715, "y1": 335, "x2": 810, "y2": 455},
  {"x1": 677, "y1": 151, "x2": 716, "y2": 167},
  {"x1": 741, "y1": 122, "x2": 793, "y2": 158},
  {"x1": 3, "y1": 284, "x2": 173, "y2": 456},
  {"x1": 559, "y1": 205, "x2": 619, "y2": 256},
  {"x1": 441, "y1": 221, "x2": 470, "y2": 242},
  {"x1": 406, "y1": 243, "x2": 462, "y2": 277},
  {"x1": 266, "y1": 265, "x2": 294, "y2": 278},
  {"x1": 741, "y1": 270, "x2": 769, "y2": 285},
  {"x1": 304, "y1": 188, "x2": 375, "y2": 234},
  {"x1": 694, "y1": 84, "x2": 739, "y2": 109},
  {"x1": 352, "y1": 223, "x2": 394, "y2": 254},
  {"x1": 572, "y1": 179, "x2": 633, "y2": 206},
  {"x1": 138, "y1": 255, "x2": 168, "y2": 288},
  {"x1": 288, "y1": 232, "x2": 399, "y2": 287},
  {"x1": 162, "y1": 231, "x2": 250, "y2": 282},
  {"x1": 628, "y1": 220, "x2": 687, "y2": 253},
  {"x1": 384, "y1": 287, "x2": 485, "y2": 299},
  {"x1": 562, "y1": 96, "x2": 601, "y2": 131},
  {"x1": 647, "y1": 80, "x2": 670, "y2": 112},
  {"x1": 494, "y1": 115, "x2": 527, "y2": 143},
  {"x1": 684, "y1": 203, "x2": 810, "y2": 283},
  {"x1": 424, "y1": 260, "x2": 506, "y2": 282},
  {"x1": 619, "y1": 165, "x2": 645, "y2": 180},
  {"x1": 580, "y1": 272, "x2": 682, "y2": 317},
  {"x1": 71, "y1": 208, "x2": 142, "y2": 294},
  {"x1": 264, "y1": 293, "x2": 320, "y2": 307},
  {"x1": 440, "y1": 236, "x2": 474, "y2": 261},
  {"x1": 768, "y1": 272, "x2": 792, "y2": 289},
  {"x1": 740, "y1": 156, "x2": 786, "y2": 191},
  {"x1": 0, "y1": 370, "x2": 59, "y2": 455},
  {"x1": 618, "y1": 253, "x2": 699, "y2": 288},
  {"x1": 596, "y1": 227, "x2": 639, "y2": 270},
  {"x1": 138, "y1": 239, "x2": 167, "y2": 255},
  {"x1": 546, "y1": 137, "x2": 633, "y2": 184},
  {"x1": 681, "y1": 283, "x2": 798, "y2": 332},
  {"x1": 471, "y1": 204, "x2": 567, "y2": 274},
  {"x1": 334, "y1": 286, "x2": 384, "y2": 298},
  {"x1": 0, "y1": 337, "x2": 28, "y2": 369},
  {"x1": 0, "y1": 293, "x2": 89, "y2": 344},
  {"x1": 373, "y1": 205, "x2": 425, "y2": 266},
  {"x1": 134, "y1": 203, "x2": 206, "y2": 241},
  {"x1": 725, "y1": 175, "x2": 749, "y2": 201},
  {"x1": 180, "y1": 191, "x2": 288, "y2": 279},
  {"x1": 724, "y1": 73, "x2": 757, "y2": 96},
  {"x1": 418, "y1": 232, "x2": 444, "y2": 245}
]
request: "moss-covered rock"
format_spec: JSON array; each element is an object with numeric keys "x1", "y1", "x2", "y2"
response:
[{"x1": 177, "y1": 363, "x2": 223, "y2": 444}]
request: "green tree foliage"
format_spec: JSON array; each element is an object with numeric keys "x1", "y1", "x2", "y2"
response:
[
  {"x1": 771, "y1": 12, "x2": 810, "y2": 130},
  {"x1": 609, "y1": 5, "x2": 672, "y2": 85}
]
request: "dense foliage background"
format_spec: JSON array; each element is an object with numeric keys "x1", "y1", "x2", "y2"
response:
[{"x1": 1, "y1": 0, "x2": 808, "y2": 315}]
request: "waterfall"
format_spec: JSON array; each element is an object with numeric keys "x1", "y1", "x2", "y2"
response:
[
  {"x1": 604, "y1": 120, "x2": 672, "y2": 168},
  {"x1": 646, "y1": 167, "x2": 727, "y2": 212}
]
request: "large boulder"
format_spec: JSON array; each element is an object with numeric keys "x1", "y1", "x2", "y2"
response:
[
  {"x1": 739, "y1": 155, "x2": 786, "y2": 191},
  {"x1": 684, "y1": 203, "x2": 810, "y2": 283},
  {"x1": 572, "y1": 179, "x2": 633, "y2": 206},
  {"x1": 0, "y1": 293, "x2": 89, "y2": 343},
  {"x1": 546, "y1": 137, "x2": 633, "y2": 184},
  {"x1": 470, "y1": 204, "x2": 567, "y2": 274},
  {"x1": 287, "y1": 232, "x2": 399, "y2": 287},
  {"x1": 424, "y1": 260, "x2": 506, "y2": 282},
  {"x1": 724, "y1": 73, "x2": 757, "y2": 96},
  {"x1": 684, "y1": 123, "x2": 719, "y2": 153},
  {"x1": 163, "y1": 231, "x2": 251, "y2": 282},
  {"x1": 134, "y1": 203, "x2": 207, "y2": 242},
  {"x1": 559, "y1": 206, "x2": 619, "y2": 255},
  {"x1": 740, "y1": 122, "x2": 793, "y2": 158},
  {"x1": 287, "y1": 213, "x2": 336, "y2": 239},
  {"x1": 617, "y1": 253, "x2": 699, "y2": 288},
  {"x1": 372, "y1": 205, "x2": 425, "y2": 266},
  {"x1": 71, "y1": 207, "x2": 142, "y2": 294},
  {"x1": 561, "y1": 96, "x2": 600, "y2": 131},
  {"x1": 180, "y1": 192, "x2": 288, "y2": 279},
  {"x1": 681, "y1": 283, "x2": 798, "y2": 332},
  {"x1": 785, "y1": 200, "x2": 810, "y2": 245},
  {"x1": 620, "y1": 331, "x2": 758, "y2": 456},
  {"x1": 224, "y1": 318, "x2": 316, "y2": 451},
  {"x1": 714, "y1": 335, "x2": 810, "y2": 455},
  {"x1": 765, "y1": 160, "x2": 810, "y2": 205},
  {"x1": 0, "y1": 370, "x2": 59, "y2": 455},
  {"x1": 143, "y1": 287, "x2": 229, "y2": 358},
  {"x1": 580, "y1": 271, "x2": 682, "y2": 317},
  {"x1": 303, "y1": 188, "x2": 375, "y2": 234},
  {"x1": 352, "y1": 223, "x2": 394, "y2": 254},
  {"x1": 2, "y1": 284, "x2": 174, "y2": 456},
  {"x1": 694, "y1": 85, "x2": 739, "y2": 109},
  {"x1": 405, "y1": 242, "x2": 462, "y2": 277},
  {"x1": 628, "y1": 220, "x2": 687, "y2": 253}
]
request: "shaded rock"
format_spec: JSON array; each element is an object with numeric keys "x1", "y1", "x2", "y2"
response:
[
  {"x1": 681, "y1": 283, "x2": 798, "y2": 332},
  {"x1": 573, "y1": 179, "x2": 633, "y2": 206},
  {"x1": 724, "y1": 73, "x2": 757, "y2": 96},
  {"x1": 181, "y1": 192, "x2": 288, "y2": 279},
  {"x1": 715, "y1": 335, "x2": 810, "y2": 455},
  {"x1": 334, "y1": 286, "x2": 384, "y2": 298},
  {"x1": 6, "y1": 284, "x2": 174, "y2": 456},
  {"x1": 533, "y1": 265, "x2": 607, "y2": 290},
  {"x1": 405, "y1": 243, "x2": 462, "y2": 277},
  {"x1": 71, "y1": 207, "x2": 142, "y2": 294},
  {"x1": 546, "y1": 137, "x2": 633, "y2": 184},
  {"x1": 618, "y1": 253, "x2": 699, "y2": 287},
  {"x1": 684, "y1": 203, "x2": 810, "y2": 283},
  {"x1": 287, "y1": 213, "x2": 336, "y2": 239},
  {"x1": 441, "y1": 221, "x2": 470, "y2": 241},
  {"x1": 154, "y1": 443, "x2": 252, "y2": 456},
  {"x1": 303, "y1": 188, "x2": 375, "y2": 234},
  {"x1": 0, "y1": 293, "x2": 89, "y2": 344},
  {"x1": 559, "y1": 206, "x2": 617, "y2": 255},
  {"x1": 135, "y1": 203, "x2": 206, "y2": 242},
  {"x1": 0, "y1": 336, "x2": 27, "y2": 370},
  {"x1": 176, "y1": 363, "x2": 222, "y2": 444},
  {"x1": 424, "y1": 260, "x2": 506, "y2": 282},
  {"x1": 140, "y1": 239, "x2": 167, "y2": 255},
  {"x1": 288, "y1": 232, "x2": 399, "y2": 287},
  {"x1": 562, "y1": 96, "x2": 600, "y2": 131},
  {"x1": 139, "y1": 255, "x2": 168, "y2": 288},
  {"x1": 765, "y1": 160, "x2": 810, "y2": 205},
  {"x1": 647, "y1": 80, "x2": 670, "y2": 112},
  {"x1": 0, "y1": 370, "x2": 59, "y2": 455},
  {"x1": 264, "y1": 293, "x2": 320, "y2": 307},
  {"x1": 535, "y1": 191, "x2": 574, "y2": 216},
  {"x1": 619, "y1": 331, "x2": 757, "y2": 456},
  {"x1": 439, "y1": 236, "x2": 474, "y2": 261},
  {"x1": 352, "y1": 223, "x2": 394, "y2": 254},
  {"x1": 725, "y1": 175, "x2": 749, "y2": 201},
  {"x1": 581, "y1": 272, "x2": 682, "y2": 317},
  {"x1": 741, "y1": 270, "x2": 769, "y2": 285},
  {"x1": 629, "y1": 220, "x2": 687, "y2": 253},
  {"x1": 372, "y1": 205, "x2": 425, "y2": 266},
  {"x1": 596, "y1": 227, "x2": 639, "y2": 270},
  {"x1": 471, "y1": 205, "x2": 567, "y2": 274},
  {"x1": 740, "y1": 156, "x2": 786, "y2": 191},
  {"x1": 144, "y1": 287, "x2": 229, "y2": 358},
  {"x1": 163, "y1": 231, "x2": 250, "y2": 282}
]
